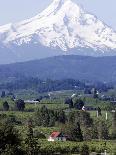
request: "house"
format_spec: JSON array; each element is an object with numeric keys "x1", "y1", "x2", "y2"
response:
[
  {"x1": 82, "y1": 106, "x2": 86, "y2": 111},
  {"x1": 48, "y1": 132, "x2": 66, "y2": 142},
  {"x1": 24, "y1": 100, "x2": 39, "y2": 104}
]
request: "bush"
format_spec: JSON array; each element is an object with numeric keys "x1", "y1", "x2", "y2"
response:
[
  {"x1": 80, "y1": 143, "x2": 89, "y2": 155},
  {"x1": 0, "y1": 122, "x2": 24, "y2": 154}
]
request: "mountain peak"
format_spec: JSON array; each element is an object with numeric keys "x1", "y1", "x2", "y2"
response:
[
  {"x1": 51, "y1": 0, "x2": 75, "y2": 8},
  {"x1": 0, "y1": 0, "x2": 116, "y2": 64},
  {"x1": 39, "y1": 0, "x2": 75, "y2": 17},
  {"x1": 53, "y1": 0, "x2": 71, "y2": 3}
]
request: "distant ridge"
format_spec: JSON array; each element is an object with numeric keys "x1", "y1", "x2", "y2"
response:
[{"x1": 0, "y1": 55, "x2": 116, "y2": 82}]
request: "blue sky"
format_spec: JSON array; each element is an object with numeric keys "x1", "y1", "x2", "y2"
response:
[{"x1": 0, "y1": 0, "x2": 116, "y2": 30}]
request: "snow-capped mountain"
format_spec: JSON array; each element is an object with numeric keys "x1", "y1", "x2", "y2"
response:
[{"x1": 0, "y1": 0, "x2": 116, "y2": 64}]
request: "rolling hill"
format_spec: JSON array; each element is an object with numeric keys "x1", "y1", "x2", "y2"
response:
[{"x1": 0, "y1": 55, "x2": 116, "y2": 82}]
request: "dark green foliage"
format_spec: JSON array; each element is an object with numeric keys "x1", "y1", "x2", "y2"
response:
[
  {"x1": 15, "y1": 99, "x2": 25, "y2": 111},
  {"x1": 88, "y1": 118, "x2": 109, "y2": 140},
  {"x1": 75, "y1": 122, "x2": 83, "y2": 141},
  {"x1": 74, "y1": 98, "x2": 84, "y2": 110},
  {"x1": 41, "y1": 106, "x2": 50, "y2": 127},
  {"x1": 25, "y1": 122, "x2": 40, "y2": 155},
  {"x1": 68, "y1": 111, "x2": 75, "y2": 124},
  {"x1": 6, "y1": 115, "x2": 22, "y2": 125},
  {"x1": 65, "y1": 98, "x2": 73, "y2": 109},
  {"x1": 96, "y1": 119, "x2": 109, "y2": 140},
  {"x1": 82, "y1": 127, "x2": 93, "y2": 141},
  {"x1": 35, "y1": 106, "x2": 66, "y2": 127},
  {"x1": 34, "y1": 130, "x2": 46, "y2": 139},
  {"x1": 35, "y1": 106, "x2": 53, "y2": 127},
  {"x1": 49, "y1": 111, "x2": 56, "y2": 127},
  {"x1": 68, "y1": 110, "x2": 93, "y2": 128},
  {"x1": 38, "y1": 108, "x2": 110, "y2": 141},
  {"x1": 3, "y1": 101, "x2": 9, "y2": 111},
  {"x1": 112, "y1": 111, "x2": 116, "y2": 139},
  {"x1": 62, "y1": 122, "x2": 83, "y2": 141},
  {"x1": 57, "y1": 109, "x2": 66, "y2": 124},
  {"x1": 91, "y1": 124, "x2": 98, "y2": 139},
  {"x1": 0, "y1": 123, "x2": 23, "y2": 155},
  {"x1": 68, "y1": 110, "x2": 94, "y2": 140},
  {"x1": 97, "y1": 107, "x2": 102, "y2": 116},
  {"x1": 79, "y1": 111, "x2": 93, "y2": 127},
  {"x1": 80, "y1": 144, "x2": 89, "y2": 155}
]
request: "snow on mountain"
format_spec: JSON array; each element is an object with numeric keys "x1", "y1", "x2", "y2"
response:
[{"x1": 0, "y1": 0, "x2": 116, "y2": 64}]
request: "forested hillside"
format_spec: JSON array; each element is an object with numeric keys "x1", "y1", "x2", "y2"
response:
[{"x1": 1, "y1": 55, "x2": 116, "y2": 82}]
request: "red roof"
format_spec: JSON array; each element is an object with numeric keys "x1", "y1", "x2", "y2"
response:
[{"x1": 50, "y1": 132, "x2": 61, "y2": 138}]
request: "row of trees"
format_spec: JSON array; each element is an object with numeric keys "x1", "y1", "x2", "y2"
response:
[
  {"x1": 0, "y1": 120, "x2": 91, "y2": 155},
  {"x1": 0, "y1": 121, "x2": 41, "y2": 155},
  {"x1": 2, "y1": 97, "x2": 85, "y2": 112},
  {"x1": 2, "y1": 99, "x2": 116, "y2": 140},
  {"x1": 0, "y1": 78, "x2": 113, "y2": 93},
  {"x1": 35, "y1": 106, "x2": 66, "y2": 127},
  {"x1": 2, "y1": 99, "x2": 25, "y2": 111},
  {"x1": 0, "y1": 107, "x2": 116, "y2": 154},
  {"x1": 65, "y1": 98, "x2": 84, "y2": 109},
  {"x1": 34, "y1": 106, "x2": 115, "y2": 141}
]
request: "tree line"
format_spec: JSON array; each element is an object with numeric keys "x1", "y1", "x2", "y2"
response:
[{"x1": 0, "y1": 78, "x2": 113, "y2": 93}]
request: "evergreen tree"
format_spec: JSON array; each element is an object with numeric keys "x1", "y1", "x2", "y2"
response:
[
  {"x1": 79, "y1": 111, "x2": 93, "y2": 128},
  {"x1": 74, "y1": 122, "x2": 83, "y2": 141},
  {"x1": 43, "y1": 113, "x2": 50, "y2": 127},
  {"x1": 49, "y1": 111, "x2": 56, "y2": 127},
  {"x1": 63, "y1": 122, "x2": 83, "y2": 141},
  {"x1": 3, "y1": 101, "x2": 9, "y2": 111},
  {"x1": 35, "y1": 109, "x2": 42, "y2": 126},
  {"x1": 57, "y1": 110, "x2": 66, "y2": 124},
  {"x1": 25, "y1": 120, "x2": 40, "y2": 155},
  {"x1": 69, "y1": 98, "x2": 73, "y2": 109},
  {"x1": 97, "y1": 107, "x2": 102, "y2": 116},
  {"x1": 35, "y1": 107, "x2": 66, "y2": 127},
  {"x1": 0, "y1": 123, "x2": 23, "y2": 155},
  {"x1": 92, "y1": 123, "x2": 99, "y2": 139},
  {"x1": 65, "y1": 98, "x2": 73, "y2": 108},
  {"x1": 68, "y1": 111, "x2": 93, "y2": 140},
  {"x1": 74, "y1": 98, "x2": 84, "y2": 110},
  {"x1": 68, "y1": 111, "x2": 75, "y2": 124},
  {"x1": 15, "y1": 99, "x2": 25, "y2": 111},
  {"x1": 112, "y1": 111, "x2": 116, "y2": 139},
  {"x1": 41, "y1": 106, "x2": 50, "y2": 127},
  {"x1": 97, "y1": 119, "x2": 109, "y2": 140},
  {"x1": 35, "y1": 106, "x2": 56, "y2": 127}
]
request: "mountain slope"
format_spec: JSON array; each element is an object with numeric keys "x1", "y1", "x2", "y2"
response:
[
  {"x1": 0, "y1": 0, "x2": 116, "y2": 64},
  {"x1": 0, "y1": 55, "x2": 116, "y2": 82}
]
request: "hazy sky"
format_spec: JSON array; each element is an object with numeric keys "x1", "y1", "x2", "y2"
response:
[{"x1": 0, "y1": 0, "x2": 116, "y2": 30}]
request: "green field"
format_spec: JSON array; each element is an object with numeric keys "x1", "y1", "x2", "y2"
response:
[{"x1": 0, "y1": 90, "x2": 116, "y2": 155}]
